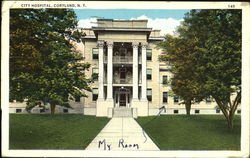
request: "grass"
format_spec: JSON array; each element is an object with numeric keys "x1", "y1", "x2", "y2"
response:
[
  {"x1": 9, "y1": 114, "x2": 110, "y2": 149},
  {"x1": 136, "y1": 115, "x2": 241, "y2": 150}
]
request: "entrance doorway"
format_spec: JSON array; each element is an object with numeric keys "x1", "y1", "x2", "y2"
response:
[
  {"x1": 115, "y1": 87, "x2": 131, "y2": 107},
  {"x1": 119, "y1": 94, "x2": 126, "y2": 106}
]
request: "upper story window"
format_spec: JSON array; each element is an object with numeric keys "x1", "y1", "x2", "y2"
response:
[
  {"x1": 92, "y1": 48, "x2": 98, "y2": 60},
  {"x1": 147, "y1": 88, "x2": 152, "y2": 102},
  {"x1": 146, "y1": 49, "x2": 152, "y2": 61},
  {"x1": 92, "y1": 68, "x2": 99, "y2": 81},
  {"x1": 147, "y1": 69, "x2": 152, "y2": 80},
  {"x1": 174, "y1": 96, "x2": 179, "y2": 103},
  {"x1": 92, "y1": 88, "x2": 98, "y2": 101},
  {"x1": 162, "y1": 75, "x2": 168, "y2": 85},
  {"x1": 163, "y1": 92, "x2": 168, "y2": 103},
  {"x1": 75, "y1": 96, "x2": 81, "y2": 102},
  {"x1": 206, "y1": 96, "x2": 212, "y2": 103}
]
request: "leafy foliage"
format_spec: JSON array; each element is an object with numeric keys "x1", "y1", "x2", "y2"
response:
[
  {"x1": 158, "y1": 33, "x2": 205, "y2": 115},
  {"x1": 10, "y1": 9, "x2": 91, "y2": 113},
  {"x1": 158, "y1": 9, "x2": 241, "y2": 128}
]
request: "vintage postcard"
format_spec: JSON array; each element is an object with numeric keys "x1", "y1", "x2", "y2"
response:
[{"x1": 1, "y1": 1, "x2": 250, "y2": 157}]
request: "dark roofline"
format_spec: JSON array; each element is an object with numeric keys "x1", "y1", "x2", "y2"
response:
[
  {"x1": 92, "y1": 27, "x2": 152, "y2": 32},
  {"x1": 97, "y1": 19, "x2": 148, "y2": 22}
]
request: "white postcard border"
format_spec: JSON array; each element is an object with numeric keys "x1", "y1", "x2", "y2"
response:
[{"x1": 1, "y1": 1, "x2": 250, "y2": 157}]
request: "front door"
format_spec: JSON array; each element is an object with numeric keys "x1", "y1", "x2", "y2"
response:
[{"x1": 119, "y1": 93, "x2": 126, "y2": 107}]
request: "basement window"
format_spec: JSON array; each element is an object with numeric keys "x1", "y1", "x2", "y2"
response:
[
  {"x1": 63, "y1": 109, "x2": 68, "y2": 113},
  {"x1": 40, "y1": 109, "x2": 45, "y2": 113},
  {"x1": 195, "y1": 110, "x2": 200, "y2": 114},
  {"x1": 16, "y1": 109, "x2": 22, "y2": 113},
  {"x1": 174, "y1": 110, "x2": 178, "y2": 114}
]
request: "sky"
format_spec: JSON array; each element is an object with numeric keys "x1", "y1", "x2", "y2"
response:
[{"x1": 74, "y1": 9, "x2": 190, "y2": 35}]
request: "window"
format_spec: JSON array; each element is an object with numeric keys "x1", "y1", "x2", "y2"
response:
[
  {"x1": 174, "y1": 110, "x2": 179, "y2": 114},
  {"x1": 162, "y1": 75, "x2": 168, "y2": 85},
  {"x1": 92, "y1": 68, "x2": 99, "y2": 81},
  {"x1": 16, "y1": 109, "x2": 22, "y2": 113},
  {"x1": 63, "y1": 109, "x2": 68, "y2": 113},
  {"x1": 163, "y1": 92, "x2": 168, "y2": 103},
  {"x1": 147, "y1": 88, "x2": 152, "y2": 101},
  {"x1": 206, "y1": 96, "x2": 212, "y2": 103},
  {"x1": 146, "y1": 49, "x2": 152, "y2": 61},
  {"x1": 92, "y1": 48, "x2": 99, "y2": 59},
  {"x1": 174, "y1": 96, "x2": 179, "y2": 103},
  {"x1": 147, "y1": 69, "x2": 152, "y2": 80},
  {"x1": 75, "y1": 96, "x2": 81, "y2": 102},
  {"x1": 195, "y1": 110, "x2": 200, "y2": 114},
  {"x1": 92, "y1": 88, "x2": 98, "y2": 101},
  {"x1": 237, "y1": 110, "x2": 241, "y2": 114},
  {"x1": 216, "y1": 109, "x2": 220, "y2": 113},
  {"x1": 40, "y1": 109, "x2": 45, "y2": 113}
]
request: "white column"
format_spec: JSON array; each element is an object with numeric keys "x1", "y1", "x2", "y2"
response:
[
  {"x1": 97, "y1": 41, "x2": 104, "y2": 100},
  {"x1": 141, "y1": 42, "x2": 148, "y2": 100},
  {"x1": 132, "y1": 42, "x2": 139, "y2": 100},
  {"x1": 107, "y1": 41, "x2": 113, "y2": 100}
]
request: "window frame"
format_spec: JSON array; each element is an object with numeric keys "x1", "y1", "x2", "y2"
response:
[
  {"x1": 16, "y1": 109, "x2": 22, "y2": 113},
  {"x1": 146, "y1": 49, "x2": 152, "y2": 61},
  {"x1": 92, "y1": 88, "x2": 98, "y2": 101},
  {"x1": 163, "y1": 92, "x2": 168, "y2": 103},
  {"x1": 63, "y1": 108, "x2": 69, "y2": 113},
  {"x1": 162, "y1": 75, "x2": 168, "y2": 85},
  {"x1": 147, "y1": 88, "x2": 152, "y2": 102},
  {"x1": 92, "y1": 48, "x2": 99, "y2": 60},
  {"x1": 195, "y1": 109, "x2": 200, "y2": 114},
  {"x1": 206, "y1": 96, "x2": 212, "y2": 103},
  {"x1": 216, "y1": 108, "x2": 220, "y2": 113},
  {"x1": 75, "y1": 96, "x2": 81, "y2": 102},
  {"x1": 92, "y1": 68, "x2": 99, "y2": 81},
  {"x1": 173, "y1": 96, "x2": 179, "y2": 103},
  {"x1": 146, "y1": 68, "x2": 152, "y2": 80}
]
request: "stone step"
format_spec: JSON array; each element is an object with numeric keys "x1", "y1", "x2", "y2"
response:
[{"x1": 113, "y1": 108, "x2": 132, "y2": 117}]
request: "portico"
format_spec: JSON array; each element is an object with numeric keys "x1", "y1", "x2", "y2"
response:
[{"x1": 96, "y1": 40, "x2": 149, "y2": 117}]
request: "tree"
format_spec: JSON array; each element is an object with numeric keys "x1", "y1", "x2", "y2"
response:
[
  {"x1": 158, "y1": 9, "x2": 241, "y2": 129},
  {"x1": 10, "y1": 9, "x2": 92, "y2": 114},
  {"x1": 189, "y1": 10, "x2": 241, "y2": 129},
  {"x1": 158, "y1": 34, "x2": 204, "y2": 115}
]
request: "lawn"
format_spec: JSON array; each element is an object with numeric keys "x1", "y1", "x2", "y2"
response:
[
  {"x1": 9, "y1": 114, "x2": 110, "y2": 149},
  {"x1": 136, "y1": 115, "x2": 241, "y2": 150}
]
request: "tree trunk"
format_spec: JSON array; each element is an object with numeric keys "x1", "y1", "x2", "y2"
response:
[
  {"x1": 227, "y1": 109, "x2": 235, "y2": 130},
  {"x1": 213, "y1": 94, "x2": 240, "y2": 130},
  {"x1": 185, "y1": 100, "x2": 192, "y2": 115},
  {"x1": 50, "y1": 104, "x2": 56, "y2": 114},
  {"x1": 227, "y1": 117, "x2": 233, "y2": 130}
]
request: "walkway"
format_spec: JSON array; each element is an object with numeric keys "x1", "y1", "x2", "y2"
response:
[{"x1": 85, "y1": 117, "x2": 159, "y2": 151}]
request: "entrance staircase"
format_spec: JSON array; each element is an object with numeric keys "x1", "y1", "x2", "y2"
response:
[{"x1": 113, "y1": 107, "x2": 133, "y2": 117}]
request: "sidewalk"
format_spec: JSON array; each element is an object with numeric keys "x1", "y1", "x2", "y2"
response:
[{"x1": 85, "y1": 117, "x2": 160, "y2": 151}]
